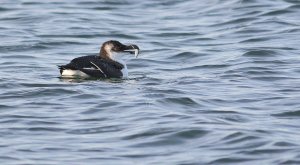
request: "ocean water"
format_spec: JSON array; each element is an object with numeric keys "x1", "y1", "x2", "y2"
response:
[{"x1": 1, "y1": 0, "x2": 300, "y2": 164}]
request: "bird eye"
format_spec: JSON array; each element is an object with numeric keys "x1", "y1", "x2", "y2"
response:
[{"x1": 113, "y1": 47, "x2": 118, "y2": 51}]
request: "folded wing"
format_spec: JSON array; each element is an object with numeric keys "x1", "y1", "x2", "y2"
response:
[{"x1": 58, "y1": 55, "x2": 124, "y2": 78}]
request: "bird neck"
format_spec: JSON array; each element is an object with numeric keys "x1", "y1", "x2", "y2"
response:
[
  {"x1": 99, "y1": 46, "x2": 111, "y2": 60},
  {"x1": 99, "y1": 48, "x2": 126, "y2": 68}
]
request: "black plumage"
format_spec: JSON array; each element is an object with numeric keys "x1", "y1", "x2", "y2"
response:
[{"x1": 58, "y1": 55, "x2": 124, "y2": 78}]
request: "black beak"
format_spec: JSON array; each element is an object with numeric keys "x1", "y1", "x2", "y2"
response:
[{"x1": 123, "y1": 44, "x2": 140, "y2": 58}]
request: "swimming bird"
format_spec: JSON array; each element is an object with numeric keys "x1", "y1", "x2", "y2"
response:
[{"x1": 58, "y1": 40, "x2": 139, "y2": 79}]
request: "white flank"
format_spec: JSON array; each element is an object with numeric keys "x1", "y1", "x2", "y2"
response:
[{"x1": 61, "y1": 69, "x2": 90, "y2": 78}]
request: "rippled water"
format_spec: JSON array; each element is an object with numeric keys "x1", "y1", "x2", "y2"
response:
[{"x1": 1, "y1": 0, "x2": 300, "y2": 164}]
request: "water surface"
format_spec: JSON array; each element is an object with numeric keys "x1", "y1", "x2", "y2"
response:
[{"x1": 1, "y1": 0, "x2": 300, "y2": 164}]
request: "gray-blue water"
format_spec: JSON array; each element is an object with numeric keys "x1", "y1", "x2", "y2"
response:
[{"x1": 1, "y1": 0, "x2": 300, "y2": 164}]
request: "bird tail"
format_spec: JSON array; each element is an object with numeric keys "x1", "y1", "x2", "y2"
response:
[
  {"x1": 57, "y1": 65, "x2": 67, "y2": 75},
  {"x1": 57, "y1": 65, "x2": 64, "y2": 70}
]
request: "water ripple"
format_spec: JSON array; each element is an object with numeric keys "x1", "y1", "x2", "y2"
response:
[{"x1": 0, "y1": 0, "x2": 300, "y2": 164}]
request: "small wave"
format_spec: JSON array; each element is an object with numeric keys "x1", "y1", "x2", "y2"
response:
[
  {"x1": 272, "y1": 110, "x2": 300, "y2": 117},
  {"x1": 239, "y1": 37, "x2": 271, "y2": 43},
  {"x1": 123, "y1": 127, "x2": 174, "y2": 140},
  {"x1": 158, "y1": 97, "x2": 199, "y2": 107},
  {"x1": 173, "y1": 129, "x2": 209, "y2": 139},
  {"x1": 0, "y1": 88, "x2": 79, "y2": 99},
  {"x1": 251, "y1": 76, "x2": 292, "y2": 81},
  {"x1": 0, "y1": 7, "x2": 12, "y2": 11},
  {"x1": 170, "y1": 52, "x2": 201, "y2": 60},
  {"x1": 26, "y1": 127, "x2": 66, "y2": 132},
  {"x1": 1, "y1": 55, "x2": 36, "y2": 59},
  {"x1": 210, "y1": 17, "x2": 257, "y2": 27},
  {"x1": 209, "y1": 157, "x2": 254, "y2": 164},
  {"x1": 67, "y1": 126, "x2": 123, "y2": 135},
  {"x1": 242, "y1": 50, "x2": 278, "y2": 57},
  {"x1": 264, "y1": 9, "x2": 293, "y2": 16}
]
